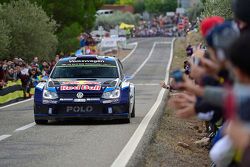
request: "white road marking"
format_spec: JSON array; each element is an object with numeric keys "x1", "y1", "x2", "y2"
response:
[
  {"x1": 130, "y1": 42, "x2": 156, "y2": 79},
  {"x1": 121, "y1": 38, "x2": 155, "y2": 63},
  {"x1": 130, "y1": 41, "x2": 171, "y2": 79},
  {"x1": 111, "y1": 38, "x2": 175, "y2": 167},
  {"x1": 15, "y1": 122, "x2": 36, "y2": 132},
  {"x1": 121, "y1": 42, "x2": 138, "y2": 63},
  {"x1": 0, "y1": 135, "x2": 11, "y2": 141},
  {"x1": 0, "y1": 98, "x2": 33, "y2": 110},
  {"x1": 155, "y1": 41, "x2": 172, "y2": 44}
]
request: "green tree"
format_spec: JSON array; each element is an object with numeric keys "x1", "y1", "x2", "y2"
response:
[
  {"x1": 40, "y1": 0, "x2": 86, "y2": 30},
  {"x1": 0, "y1": 0, "x2": 104, "y2": 53},
  {"x1": 0, "y1": 0, "x2": 58, "y2": 61},
  {"x1": 145, "y1": 0, "x2": 177, "y2": 14},
  {"x1": 38, "y1": 0, "x2": 103, "y2": 32},
  {"x1": 0, "y1": 19, "x2": 11, "y2": 58},
  {"x1": 202, "y1": 0, "x2": 232, "y2": 19},
  {"x1": 187, "y1": 1, "x2": 204, "y2": 21},
  {"x1": 96, "y1": 11, "x2": 139, "y2": 30},
  {"x1": 117, "y1": 0, "x2": 133, "y2": 5},
  {"x1": 58, "y1": 23, "x2": 82, "y2": 54},
  {"x1": 133, "y1": 1, "x2": 145, "y2": 14},
  {"x1": 102, "y1": 0, "x2": 117, "y2": 4}
]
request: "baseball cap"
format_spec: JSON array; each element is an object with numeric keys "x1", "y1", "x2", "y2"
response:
[{"x1": 200, "y1": 16, "x2": 225, "y2": 37}]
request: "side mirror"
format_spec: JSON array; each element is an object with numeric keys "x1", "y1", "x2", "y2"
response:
[
  {"x1": 40, "y1": 76, "x2": 49, "y2": 82},
  {"x1": 124, "y1": 75, "x2": 133, "y2": 81}
]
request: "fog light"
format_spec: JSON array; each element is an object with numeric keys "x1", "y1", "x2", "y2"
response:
[
  {"x1": 48, "y1": 108, "x2": 52, "y2": 115},
  {"x1": 108, "y1": 107, "x2": 112, "y2": 114}
]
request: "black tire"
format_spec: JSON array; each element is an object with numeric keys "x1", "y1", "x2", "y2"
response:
[
  {"x1": 131, "y1": 102, "x2": 135, "y2": 118},
  {"x1": 122, "y1": 118, "x2": 130, "y2": 124},
  {"x1": 131, "y1": 88, "x2": 135, "y2": 118},
  {"x1": 35, "y1": 119, "x2": 48, "y2": 125}
]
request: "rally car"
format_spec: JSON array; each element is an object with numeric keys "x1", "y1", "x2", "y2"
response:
[{"x1": 34, "y1": 55, "x2": 135, "y2": 124}]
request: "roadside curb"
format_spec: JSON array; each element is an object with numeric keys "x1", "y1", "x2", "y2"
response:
[
  {"x1": 0, "y1": 98, "x2": 33, "y2": 110},
  {"x1": 126, "y1": 38, "x2": 176, "y2": 167},
  {"x1": 127, "y1": 93, "x2": 169, "y2": 167}
]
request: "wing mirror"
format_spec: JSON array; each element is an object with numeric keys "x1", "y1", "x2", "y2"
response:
[{"x1": 124, "y1": 75, "x2": 133, "y2": 81}]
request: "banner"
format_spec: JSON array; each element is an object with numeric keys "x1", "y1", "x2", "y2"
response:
[
  {"x1": 0, "y1": 80, "x2": 24, "y2": 105},
  {"x1": 0, "y1": 80, "x2": 36, "y2": 106},
  {"x1": 100, "y1": 38, "x2": 118, "y2": 48}
]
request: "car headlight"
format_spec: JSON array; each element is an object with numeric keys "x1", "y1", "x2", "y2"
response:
[
  {"x1": 102, "y1": 88, "x2": 120, "y2": 99},
  {"x1": 43, "y1": 89, "x2": 58, "y2": 99}
]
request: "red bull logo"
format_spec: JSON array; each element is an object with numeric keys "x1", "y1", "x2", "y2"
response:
[
  {"x1": 60, "y1": 85, "x2": 101, "y2": 91},
  {"x1": 62, "y1": 81, "x2": 101, "y2": 85}
]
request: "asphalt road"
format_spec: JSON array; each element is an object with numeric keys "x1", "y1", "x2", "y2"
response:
[{"x1": 0, "y1": 37, "x2": 173, "y2": 167}]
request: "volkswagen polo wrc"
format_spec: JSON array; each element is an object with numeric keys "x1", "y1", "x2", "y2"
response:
[{"x1": 34, "y1": 55, "x2": 135, "y2": 124}]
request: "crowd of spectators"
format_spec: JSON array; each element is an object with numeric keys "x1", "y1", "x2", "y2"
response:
[
  {"x1": 134, "y1": 14, "x2": 189, "y2": 37},
  {"x1": 161, "y1": 0, "x2": 250, "y2": 166},
  {"x1": 0, "y1": 55, "x2": 60, "y2": 97}
]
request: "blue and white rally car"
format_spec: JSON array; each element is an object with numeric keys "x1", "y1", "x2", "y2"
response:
[{"x1": 34, "y1": 55, "x2": 135, "y2": 124}]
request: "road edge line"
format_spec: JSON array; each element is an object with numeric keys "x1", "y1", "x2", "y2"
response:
[
  {"x1": 15, "y1": 122, "x2": 36, "y2": 132},
  {"x1": 0, "y1": 134, "x2": 11, "y2": 141},
  {"x1": 0, "y1": 98, "x2": 33, "y2": 110},
  {"x1": 111, "y1": 38, "x2": 175, "y2": 167}
]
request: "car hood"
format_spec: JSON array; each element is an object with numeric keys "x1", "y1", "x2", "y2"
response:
[{"x1": 48, "y1": 78, "x2": 120, "y2": 92}]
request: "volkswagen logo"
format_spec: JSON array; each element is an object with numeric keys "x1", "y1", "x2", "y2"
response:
[{"x1": 76, "y1": 92, "x2": 84, "y2": 99}]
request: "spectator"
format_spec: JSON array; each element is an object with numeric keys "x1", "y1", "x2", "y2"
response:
[
  {"x1": 50, "y1": 60, "x2": 56, "y2": 70},
  {"x1": 55, "y1": 54, "x2": 60, "y2": 62},
  {"x1": 80, "y1": 33, "x2": 87, "y2": 48},
  {"x1": 31, "y1": 56, "x2": 39, "y2": 67},
  {"x1": 185, "y1": 45, "x2": 193, "y2": 57},
  {"x1": 167, "y1": 14, "x2": 250, "y2": 166},
  {"x1": 232, "y1": 0, "x2": 250, "y2": 32}
]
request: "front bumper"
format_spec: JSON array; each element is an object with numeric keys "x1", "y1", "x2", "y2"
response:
[{"x1": 34, "y1": 103, "x2": 130, "y2": 121}]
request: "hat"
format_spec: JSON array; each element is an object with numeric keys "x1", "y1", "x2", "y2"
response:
[
  {"x1": 232, "y1": 0, "x2": 250, "y2": 24},
  {"x1": 206, "y1": 21, "x2": 240, "y2": 48},
  {"x1": 200, "y1": 16, "x2": 224, "y2": 37},
  {"x1": 206, "y1": 21, "x2": 240, "y2": 60}
]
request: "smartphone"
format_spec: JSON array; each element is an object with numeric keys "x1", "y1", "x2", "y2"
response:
[
  {"x1": 193, "y1": 56, "x2": 200, "y2": 66},
  {"x1": 171, "y1": 70, "x2": 184, "y2": 82}
]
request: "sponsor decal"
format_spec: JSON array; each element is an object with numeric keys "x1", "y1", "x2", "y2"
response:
[
  {"x1": 74, "y1": 99, "x2": 86, "y2": 102},
  {"x1": 86, "y1": 98, "x2": 100, "y2": 101},
  {"x1": 102, "y1": 99, "x2": 118, "y2": 104},
  {"x1": 60, "y1": 98, "x2": 73, "y2": 101},
  {"x1": 43, "y1": 100, "x2": 58, "y2": 104},
  {"x1": 60, "y1": 85, "x2": 101, "y2": 91},
  {"x1": 66, "y1": 106, "x2": 93, "y2": 113},
  {"x1": 68, "y1": 60, "x2": 104, "y2": 63},
  {"x1": 36, "y1": 82, "x2": 46, "y2": 89},
  {"x1": 121, "y1": 82, "x2": 130, "y2": 89},
  {"x1": 62, "y1": 80, "x2": 101, "y2": 85}
]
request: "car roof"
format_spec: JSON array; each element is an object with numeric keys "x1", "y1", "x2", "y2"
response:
[{"x1": 59, "y1": 55, "x2": 117, "y2": 63}]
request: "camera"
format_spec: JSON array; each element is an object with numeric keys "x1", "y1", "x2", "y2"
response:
[
  {"x1": 192, "y1": 56, "x2": 201, "y2": 66},
  {"x1": 171, "y1": 69, "x2": 184, "y2": 82}
]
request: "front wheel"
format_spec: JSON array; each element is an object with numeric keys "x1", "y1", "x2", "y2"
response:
[
  {"x1": 35, "y1": 119, "x2": 48, "y2": 125},
  {"x1": 122, "y1": 118, "x2": 130, "y2": 123},
  {"x1": 131, "y1": 101, "x2": 135, "y2": 118}
]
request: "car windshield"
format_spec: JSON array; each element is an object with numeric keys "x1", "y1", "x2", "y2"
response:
[{"x1": 50, "y1": 62, "x2": 119, "y2": 79}]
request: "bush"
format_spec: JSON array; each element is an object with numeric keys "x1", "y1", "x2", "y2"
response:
[
  {"x1": 202, "y1": 0, "x2": 232, "y2": 19},
  {"x1": 95, "y1": 11, "x2": 140, "y2": 31},
  {"x1": 0, "y1": 0, "x2": 58, "y2": 61},
  {"x1": 58, "y1": 23, "x2": 82, "y2": 54}
]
